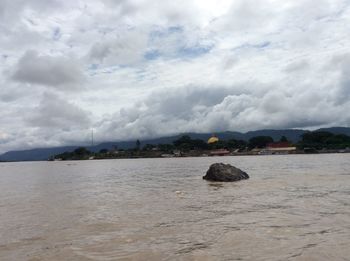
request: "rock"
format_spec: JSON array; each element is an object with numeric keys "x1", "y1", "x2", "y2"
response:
[{"x1": 203, "y1": 163, "x2": 249, "y2": 182}]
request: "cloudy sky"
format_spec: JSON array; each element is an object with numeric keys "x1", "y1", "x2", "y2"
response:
[{"x1": 1, "y1": 0, "x2": 350, "y2": 152}]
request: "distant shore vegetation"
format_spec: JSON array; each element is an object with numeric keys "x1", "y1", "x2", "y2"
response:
[{"x1": 51, "y1": 131, "x2": 350, "y2": 161}]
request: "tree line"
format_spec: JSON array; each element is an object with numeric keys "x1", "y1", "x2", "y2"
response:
[{"x1": 52, "y1": 131, "x2": 350, "y2": 160}]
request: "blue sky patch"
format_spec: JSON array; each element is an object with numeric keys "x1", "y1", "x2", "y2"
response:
[
  {"x1": 52, "y1": 27, "x2": 61, "y2": 41},
  {"x1": 144, "y1": 50, "x2": 161, "y2": 60},
  {"x1": 177, "y1": 44, "x2": 213, "y2": 58}
]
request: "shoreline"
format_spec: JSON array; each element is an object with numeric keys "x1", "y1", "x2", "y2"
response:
[{"x1": 1, "y1": 150, "x2": 349, "y2": 163}]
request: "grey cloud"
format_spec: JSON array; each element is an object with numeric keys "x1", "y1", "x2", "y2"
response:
[
  {"x1": 328, "y1": 53, "x2": 350, "y2": 104},
  {"x1": 0, "y1": 0, "x2": 64, "y2": 23},
  {"x1": 27, "y1": 92, "x2": 91, "y2": 130},
  {"x1": 0, "y1": 131, "x2": 10, "y2": 145},
  {"x1": 97, "y1": 79, "x2": 350, "y2": 142},
  {"x1": 284, "y1": 60, "x2": 310, "y2": 73},
  {"x1": 145, "y1": 86, "x2": 250, "y2": 119},
  {"x1": 213, "y1": 0, "x2": 280, "y2": 34},
  {"x1": 102, "y1": 0, "x2": 139, "y2": 16},
  {"x1": 0, "y1": 88, "x2": 23, "y2": 102},
  {"x1": 89, "y1": 29, "x2": 148, "y2": 66},
  {"x1": 286, "y1": 0, "x2": 336, "y2": 24},
  {"x1": 94, "y1": 86, "x2": 268, "y2": 140},
  {"x1": 1, "y1": 0, "x2": 350, "y2": 153},
  {"x1": 100, "y1": 0, "x2": 200, "y2": 26},
  {"x1": 12, "y1": 50, "x2": 85, "y2": 90},
  {"x1": 0, "y1": 25, "x2": 44, "y2": 51}
]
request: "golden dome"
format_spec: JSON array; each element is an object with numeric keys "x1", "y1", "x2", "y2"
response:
[{"x1": 207, "y1": 136, "x2": 219, "y2": 144}]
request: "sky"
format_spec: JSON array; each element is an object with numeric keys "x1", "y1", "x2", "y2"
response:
[{"x1": 1, "y1": 0, "x2": 350, "y2": 153}]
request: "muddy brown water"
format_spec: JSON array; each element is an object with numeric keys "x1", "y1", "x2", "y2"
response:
[{"x1": 0, "y1": 154, "x2": 349, "y2": 260}]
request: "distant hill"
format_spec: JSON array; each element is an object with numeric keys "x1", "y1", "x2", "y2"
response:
[
  {"x1": 243, "y1": 129, "x2": 307, "y2": 142},
  {"x1": 316, "y1": 127, "x2": 350, "y2": 136},
  {"x1": 1, "y1": 127, "x2": 349, "y2": 162},
  {"x1": 0, "y1": 146, "x2": 78, "y2": 162}
]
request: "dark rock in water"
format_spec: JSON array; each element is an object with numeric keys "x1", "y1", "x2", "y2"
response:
[{"x1": 203, "y1": 163, "x2": 249, "y2": 182}]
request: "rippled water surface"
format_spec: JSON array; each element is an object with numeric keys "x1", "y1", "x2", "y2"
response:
[{"x1": 0, "y1": 154, "x2": 349, "y2": 260}]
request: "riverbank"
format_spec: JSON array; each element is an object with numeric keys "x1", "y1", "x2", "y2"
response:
[{"x1": 51, "y1": 148, "x2": 350, "y2": 161}]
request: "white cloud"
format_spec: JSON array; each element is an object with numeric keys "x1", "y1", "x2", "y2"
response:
[
  {"x1": 27, "y1": 92, "x2": 91, "y2": 129},
  {"x1": 89, "y1": 28, "x2": 148, "y2": 66},
  {"x1": 1, "y1": 0, "x2": 350, "y2": 152},
  {"x1": 11, "y1": 50, "x2": 85, "y2": 90}
]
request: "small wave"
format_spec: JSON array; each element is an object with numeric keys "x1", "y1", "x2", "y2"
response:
[{"x1": 176, "y1": 242, "x2": 209, "y2": 254}]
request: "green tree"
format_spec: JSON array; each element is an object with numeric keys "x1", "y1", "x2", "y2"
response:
[
  {"x1": 302, "y1": 131, "x2": 333, "y2": 144},
  {"x1": 191, "y1": 139, "x2": 208, "y2": 150},
  {"x1": 280, "y1": 136, "x2": 288, "y2": 142},
  {"x1": 173, "y1": 135, "x2": 192, "y2": 147},
  {"x1": 143, "y1": 144, "x2": 156, "y2": 151},
  {"x1": 226, "y1": 139, "x2": 247, "y2": 150},
  {"x1": 99, "y1": 149, "x2": 108, "y2": 154},
  {"x1": 248, "y1": 136, "x2": 273, "y2": 149},
  {"x1": 74, "y1": 147, "x2": 91, "y2": 156},
  {"x1": 158, "y1": 144, "x2": 174, "y2": 152},
  {"x1": 136, "y1": 139, "x2": 141, "y2": 151},
  {"x1": 299, "y1": 131, "x2": 350, "y2": 149},
  {"x1": 173, "y1": 135, "x2": 208, "y2": 151}
]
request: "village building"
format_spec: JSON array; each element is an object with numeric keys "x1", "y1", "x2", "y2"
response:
[
  {"x1": 265, "y1": 142, "x2": 297, "y2": 154},
  {"x1": 210, "y1": 149, "x2": 231, "y2": 156}
]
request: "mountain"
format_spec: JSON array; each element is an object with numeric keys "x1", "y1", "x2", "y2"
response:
[
  {"x1": 0, "y1": 146, "x2": 78, "y2": 162},
  {"x1": 243, "y1": 129, "x2": 307, "y2": 142},
  {"x1": 316, "y1": 127, "x2": 350, "y2": 136},
  {"x1": 1, "y1": 127, "x2": 349, "y2": 162}
]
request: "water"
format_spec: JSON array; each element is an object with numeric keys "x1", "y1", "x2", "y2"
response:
[{"x1": 0, "y1": 154, "x2": 349, "y2": 261}]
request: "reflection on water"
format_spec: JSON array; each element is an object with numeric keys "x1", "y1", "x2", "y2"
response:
[
  {"x1": 207, "y1": 183, "x2": 224, "y2": 190},
  {"x1": 0, "y1": 154, "x2": 349, "y2": 260}
]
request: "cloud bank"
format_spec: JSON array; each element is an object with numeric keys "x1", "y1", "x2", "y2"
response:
[{"x1": 1, "y1": 0, "x2": 350, "y2": 152}]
